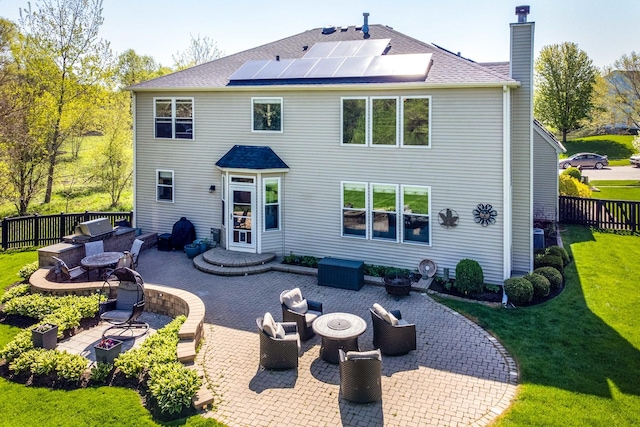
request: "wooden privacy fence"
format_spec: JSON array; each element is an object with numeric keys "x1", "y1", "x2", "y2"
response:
[
  {"x1": 559, "y1": 196, "x2": 640, "y2": 232},
  {"x1": 1, "y1": 211, "x2": 133, "y2": 249}
]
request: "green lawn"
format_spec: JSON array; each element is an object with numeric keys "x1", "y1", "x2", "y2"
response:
[
  {"x1": 590, "y1": 180, "x2": 640, "y2": 201},
  {"x1": 0, "y1": 251, "x2": 223, "y2": 427},
  {"x1": 562, "y1": 134, "x2": 636, "y2": 166},
  {"x1": 435, "y1": 225, "x2": 640, "y2": 426}
]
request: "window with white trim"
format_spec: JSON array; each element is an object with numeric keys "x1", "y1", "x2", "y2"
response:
[
  {"x1": 263, "y1": 178, "x2": 280, "y2": 231},
  {"x1": 341, "y1": 97, "x2": 367, "y2": 145},
  {"x1": 371, "y1": 184, "x2": 398, "y2": 240},
  {"x1": 341, "y1": 96, "x2": 431, "y2": 147},
  {"x1": 402, "y1": 185, "x2": 430, "y2": 244},
  {"x1": 342, "y1": 182, "x2": 368, "y2": 238},
  {"x1": 371, "y1": 97, "x2": 398, "y2": 146},
  {"x1": 156, "y1": 170, "x2": 174, "y2": 202},
  {"x1": 154, "y1": 98, "x2": 193, "y2": 139},
  {"x1": 252, "y1": 97, "x2": 282, "y2": 132},
  {"x1": 401, "y1": 96, "x2": 430, "y2": 146}
]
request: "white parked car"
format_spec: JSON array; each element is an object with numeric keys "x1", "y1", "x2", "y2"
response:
[{"x1": 630, "y1": 154, "x2": 640, "y2": 167}]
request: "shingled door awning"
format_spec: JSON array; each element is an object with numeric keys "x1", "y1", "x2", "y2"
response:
[{"x1": 215, "y1": 145, "x2": 289, "y2": 172}]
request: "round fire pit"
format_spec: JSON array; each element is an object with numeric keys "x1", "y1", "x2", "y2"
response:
[{"x1": 382, "y1": 273, "x2": 417, "y2": 296}]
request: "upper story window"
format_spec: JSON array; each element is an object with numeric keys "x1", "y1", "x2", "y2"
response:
[
  {"x1": 157, "y1": 170, "x2": 174, "y2": 202},
  {"x1": 341, "y1": 96, "x2": 430, "y2": 147},
  {"x1": 154, "y1": 98, "x2": 193, "y2": 139},
  {"x1": 252, "y1": 97, "x2": 282, "y2": 132},
  {"x1": 263, "y1": 178, "x2": 280, "y2": 231}
]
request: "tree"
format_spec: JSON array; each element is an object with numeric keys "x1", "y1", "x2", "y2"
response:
[
  {"x1": 17, "y1": 0, "x2": 111, "y2": 203},
  {"x1": 534, "y1": 42, "x2": 598, "y2": 143},
  {"x1": 0, "y1": 18, "x2": 48, "y2": 215},
  {"x1": 116, "y1": 49, "x2": 171, "y2": 88},
  {"x1": 609, "y1": 52, "x2": 640, "y2": 129},
  {"x1": 172, "y1": 34, "x2": 223, "y2": 70}
]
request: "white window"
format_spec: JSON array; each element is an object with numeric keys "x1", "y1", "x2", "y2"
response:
[
  {"x1": 252, "y1": 97, "x2": 282, "y2": 132},
  {"x1": 371, "y1": 184, "x2": 398, "y2": 241},
  {"x1": 263, "y1": 178, "x2": 281, "y2": 231},
  {"x1": 341, "y1": 97, "x2": 367, "y2": 145},
  {"x1": 341, "y1": 182, "x2": 368, "y2": 238},
  {"x1": 402, "y1": 185, "x2": 430, "y2": 244},
  {"x1": 154, "y1": 98, "x2": 194, "y2": 139},
  {"x1": 156, "y1": 170, "x2": 174, "y2": 202},
  {"x1": 401, "y1": 96, "x2": 431, "y2": 146},
  {"x1": 371, "y1": 97, "x2": 398, "y2": 146}
]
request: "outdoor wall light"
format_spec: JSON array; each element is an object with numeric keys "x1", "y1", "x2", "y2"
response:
[{"x1": 209, "y1": 185, "x2": 216, "y2": 193}]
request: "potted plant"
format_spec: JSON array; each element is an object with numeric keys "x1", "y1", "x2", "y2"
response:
[
  {"x1": 32, "y1": 323, "x2": 58, "y2": 350},
  {"x1": 94, "y1": 338, "x2": 123, "y2": 364},
  {"x1": 184, "y1": 243, "x2": 200, "y2": 259}
]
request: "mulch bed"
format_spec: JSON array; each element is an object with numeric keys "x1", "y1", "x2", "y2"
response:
[{"x1": 428, "y1": 279, "x2": 564, "y2": 306}]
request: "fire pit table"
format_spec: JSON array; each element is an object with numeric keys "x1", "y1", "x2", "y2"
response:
[{"x1": 312, "y1": 312, "x2": 367, "y2": 364}]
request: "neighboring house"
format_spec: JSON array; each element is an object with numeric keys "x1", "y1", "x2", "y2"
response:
[{"x1": 129, "y1": 7, "x2": 550, "y2": 283}]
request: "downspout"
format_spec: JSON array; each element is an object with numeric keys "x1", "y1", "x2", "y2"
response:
[
  {"x1": 503, "y1": 85, "x2": 512, "y2": 281},
  {"x1": 132, "y1": 92, "x2": 137, "y2": 228}
]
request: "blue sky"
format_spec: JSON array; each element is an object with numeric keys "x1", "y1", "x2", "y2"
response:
[{"x1": 1, "y1": 0, "x2": 637, "y2": 69}]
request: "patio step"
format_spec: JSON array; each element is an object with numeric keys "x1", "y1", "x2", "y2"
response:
[
  {"x1": 193, "y1": 248, "x2": 276, "y2": 276},
  {"x1": 192, "y1": 386, "x2": 215, "y2": 410}
]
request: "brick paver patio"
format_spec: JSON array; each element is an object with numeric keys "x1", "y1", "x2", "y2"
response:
[{"x1": 137, "y1": 249, "x2": 517, "y2": 427}]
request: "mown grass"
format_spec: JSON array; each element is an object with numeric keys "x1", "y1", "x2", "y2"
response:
[
  {"x1": 434, "y1": 225, "x2": 640, "y2": 426},
  {"x1": 590, "y1": 180, "x2": 640, "y2": 201},
  {"x1": 562, "y1": 134, "x2": 635, "y2": 166},
  {"x1": 0, "y1": 135, "x2": 133, "y2": 218},
  {"x1": 0, "y1": 251, "x2": 224, "y2": 427}
]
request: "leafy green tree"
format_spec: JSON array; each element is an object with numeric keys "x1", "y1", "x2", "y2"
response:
[
  {"x1": 534, "y1": 42, "x2": 598, "y2": 143},
  {"x1": 16, "y1": 0, "x2": 112, "y2": 204},
  {"x1": 116, "y1": 49, "x2": 171, "y2": 87},
  {"x1": 172, "y1": 33, "x2": 223, "y2": 70}
]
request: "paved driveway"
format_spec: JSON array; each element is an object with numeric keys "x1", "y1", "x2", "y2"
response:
[
  {"x1": 576, "y1": 165, "x2": 640, "y2": 181},
  {"x1": 137, "y1": 250, "x2": 517, "y2": 427}
]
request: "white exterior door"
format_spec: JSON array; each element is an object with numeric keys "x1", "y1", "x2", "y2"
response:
[{"x1": 228, "y1": 179, "x2": 256, "y2": 252}]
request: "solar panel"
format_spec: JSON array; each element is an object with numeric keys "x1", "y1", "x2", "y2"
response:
[
  {"x1": 278, "y1": 58, "x2": 320, "y2": 78},
  {"x1": 303, "y1": 41, "x2": 340, "y2": 59},
  {"x1": 333, "y1": 56, "x2": 374, "y2": 77},
  {"x1": 305, "y1": 57, "x2": 346, "y2": 78},
  {"x1": 328, "y1": 40, "x2": 364, "y2": 58},
  {"x1": 252, "y1": 58, "x2": 295, "y2": 79},
  {"x1": 354, "y1": 39, "x2": 390, "y2": 56},
  {"x1": 228, "y1": 60, "x2": 269, "y2": 80},
  {"x1": 363, "y1": 53, "x2": 432, "y2": 78}
]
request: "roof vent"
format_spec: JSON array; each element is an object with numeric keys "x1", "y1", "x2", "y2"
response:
[
  {"x1": 322, "y1": 26, "x2": 336, "y2": 35},
  {"x1": 340, "y1": 26, "x2": 348, "y2": 32},
  {"x1": 515, "y1": 5, "x2": 530, "y2": 23},
  {"x1": 302, "y1": 45, "x2": 308, "y2": 51},
  {"x1": 362, "y1": 12, "x2": 370, "y2": 39}
]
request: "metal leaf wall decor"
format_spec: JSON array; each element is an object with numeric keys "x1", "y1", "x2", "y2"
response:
[
  {"x1": 473, "y1": 203, "x2": 498, "y2": 226},
  {"x1": 438, "y1": 208, "x2": 459, "y2": 228}
]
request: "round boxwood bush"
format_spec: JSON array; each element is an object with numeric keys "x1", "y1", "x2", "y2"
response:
[
  {"x1": 524, "y1": 272, "x2": 550, "y2": 298},
  {"x1": 504, "y1": 278, "x2": 533, "y2": 305},
  {"x1": 533, "y1": 266, "x2": 563, "y2": 290},
  {"x1": 545, "y1": 245, "x2": 570, "y2": 266},
  {"x1": 534, "y1": 254, "x2": 564, "y2": 275},
  {"x1": 561, "y1": 166, "x2": 582, "y2": 180},
  {"x1": 454, "y1": 259, "x2": 484, "y2": 294}
]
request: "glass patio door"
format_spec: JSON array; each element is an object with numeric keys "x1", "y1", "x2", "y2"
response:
[{"x1": 228, "y1": 182, "x2": 256, "y2": 252}]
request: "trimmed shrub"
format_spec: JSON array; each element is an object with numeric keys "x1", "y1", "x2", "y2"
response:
[
  {"x1": 524, "y1": 273, "x2": 551, "y2": 298},
  {"x1": 546, "y1": 245, "x2": 570, "y2": 266},
  {"x1": 534, "y1": 266, "x2": 563, "y2": 290},
  {"x1": 504, "y1": 278, "x2": 534, "y2": 304},
  {"x1": 561, "y1": 166, "x2": 582, "y2": 180},
  {"x1": 18, "y1": 262, "x2": 39, "y2": 281},
  {"x1": 147, "y1": 361, "x2": 201, "y2": 415},
  {"x1": 559, "y1": 174, "x2": 592, "y2": 198},
  {"x1": 535, "y1": 254, "x2": 564, "y2": 275},
  {"x1": 454, "y1": 259, "x2": 484, "y2": 294},
  {"x1": 0, "y1": 284, "x2": 30, "y2": 303}
]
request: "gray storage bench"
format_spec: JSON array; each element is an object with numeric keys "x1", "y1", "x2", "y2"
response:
[{"x1": 318, "y1": 257, "x2": 364, "y2": 291}]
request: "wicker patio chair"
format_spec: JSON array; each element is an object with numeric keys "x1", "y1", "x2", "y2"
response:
[
  {"x1": 52, "y1": 256, "x2": 88, "y2": 281},
  {"x1": 370, "y1": 303, "x2": 417, "y2": 356},
  {"x1": 280, "y1": 288, "x2": 323, "y2": 341},
  {"x1": 256, "y1": 313, "x2": 300, "y2": 370},
  {"x1": 338, "y1": 348, "x2": 382, "y2": 403}
]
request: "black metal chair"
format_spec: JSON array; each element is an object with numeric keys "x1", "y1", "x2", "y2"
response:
[
  {"x1": 279, "y1": 288, "x2": 323, "y2": 341},
  {"x1": 370, "y1": 304, "x2": 417, "y2": 356},
  {"x1": 338, "y1": 348, "x2": 382, "y2": 403},
  {"x1": 256, "y1": 313, "x2": 300, "y2": 370},
  {"x1": 100, "y1": 267, "x2": 149, "y2": 340}
]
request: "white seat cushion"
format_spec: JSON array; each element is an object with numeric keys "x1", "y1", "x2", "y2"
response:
[
  {"x1": 290, "y1": 299, "x2": 308, "y2": 314},
  {"x1": 262, "y1": 312, "x2": 285, "y2": 339},
  {"x1": 280, "y1": 288, "x2": 303, "y2": 309},
  {"x1": 345, "y1": 349, "x2": 382, "y2": 361},
  {"x1": 304, "y1": 310, "x2": 322, "y2": 327}
]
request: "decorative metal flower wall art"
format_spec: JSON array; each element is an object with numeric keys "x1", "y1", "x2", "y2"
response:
[
  {"x1": 473, "y1": 203, "x2": 498, "y2": 226},
  {"x1": 438, "y1": 208, "x2": 459, "y2": 228}
]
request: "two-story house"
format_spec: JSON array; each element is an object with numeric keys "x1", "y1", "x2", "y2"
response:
[{"x1": 129, "y1": 7, "x2": 561, "y2": 284}]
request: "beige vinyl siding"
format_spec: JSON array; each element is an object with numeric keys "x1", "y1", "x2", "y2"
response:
[
  {"x1": 533, "y1": 129, "x2": 559, "y2": 222},
  {"x1": 134, "y1": 86, "x2": 507, "y2": 283},
  {"x1": 510, "y1": 22, "x2": 535, "y2": 273}
]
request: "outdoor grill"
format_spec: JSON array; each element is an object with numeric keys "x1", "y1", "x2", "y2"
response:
[{"x1": 63, "y1": 218, "x2": 115, "y2": 243}]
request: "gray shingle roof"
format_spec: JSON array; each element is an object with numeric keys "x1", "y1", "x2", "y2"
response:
[
  {"x1": 130, "y1": 25, "x2": 516, "y2": 90},
  {"x1": 215, "y1": 145, "x2": 289, "y2": 170}
]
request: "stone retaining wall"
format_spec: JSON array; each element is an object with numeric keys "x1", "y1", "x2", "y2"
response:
[{"x1": 29, "y1": 268, "x2": 203, "y2": 362}]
